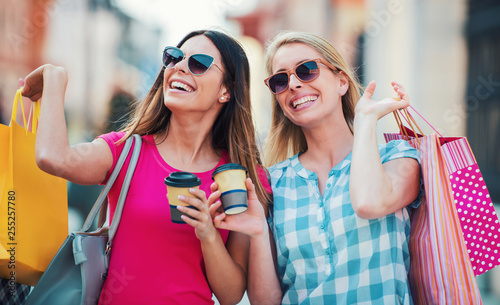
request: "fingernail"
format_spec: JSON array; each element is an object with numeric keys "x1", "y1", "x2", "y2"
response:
[
  {"x1": 189, "y1": 188, "x2": 195, "y2": 193},
  {"x1": 178, "y1": 195, "x2": 185, "y2": 200},
  {"x1": 177, "y1": 205, "x2": 184, "y2": 211}
]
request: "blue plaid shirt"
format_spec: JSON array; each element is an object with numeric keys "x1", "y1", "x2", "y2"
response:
[{"x1": 268, "y1": 140, "x2": 420, "y2": 305}]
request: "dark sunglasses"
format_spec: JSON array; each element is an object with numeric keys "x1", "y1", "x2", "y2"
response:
[
  {"x1": 264, "y1": 59, "x2": 338, "y2": 94},
  {"x1": 162, "y1": 46, "x2": 223, "y2": 76}
]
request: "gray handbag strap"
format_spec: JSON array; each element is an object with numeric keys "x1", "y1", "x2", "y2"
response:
[
  {"x1": 108, "y1": 134, "x2": 141, "y2": 243},
  {"x1": 80, "y1": 134, "x2": 141, "y2": 233}
]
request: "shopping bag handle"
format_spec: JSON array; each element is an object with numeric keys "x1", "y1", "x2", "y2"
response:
[
  {"x1": 407, "y1": 105, "x2": 443, "y2": 136},
  {"x1": 393, "y1": 102, "x2": 443, "y2": 138},
  {"x1": 393, "y1": 101, "x2": 446, "y2": 150},
  {"x1": 30, "y1": 100, "x2": 41, "y2": 133},
  {"x1": 11, "y1": 88, "x2": 28, "y2": 130},
  {"x1": 11, "y1": 88, "x2": 40, "y2": 135}
]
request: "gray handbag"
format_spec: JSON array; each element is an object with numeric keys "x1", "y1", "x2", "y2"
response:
[{"x1": 25, "y1": 134, "x2": 142, "y2": 305}]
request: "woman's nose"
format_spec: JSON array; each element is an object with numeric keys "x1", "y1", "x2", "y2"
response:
[
  {"x1": 288, "y1": 74, "x2": 302, "y2": 91},
  {"x1": 174, "y1": 57, "x2": 189, "y2": 74}
]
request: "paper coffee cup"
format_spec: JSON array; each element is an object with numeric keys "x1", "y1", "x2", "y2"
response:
[
  {"x1": 212, "y1": 163, "x2": 248, "y2": 215},
  {"x1": 165, "y1": 172, "x2": 201, "y2": 224}
]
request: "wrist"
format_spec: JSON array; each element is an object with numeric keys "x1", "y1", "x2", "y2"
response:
[
  {"x1": 199, "y1": 228, "x2": 220, "y2": 246},
  {"x1": 42, "y1": 65, "x2": 68, "y2": 88},
  {"x1": 353, "y1": 113, "x2": 378, "y2": 131},
  {"x1": 354, "y1": 109, "x2": 379, "y2": 120},
  {"x1": 249, "y1": 220, "x2": 270, "y2": 240}
]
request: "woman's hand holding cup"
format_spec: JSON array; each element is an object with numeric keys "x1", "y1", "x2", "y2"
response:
[
  {"x1": 211, "y1": 178, "x2": 268, "y2": 238},
  {"x1": 177, "y1": 188, "x2": 219, "y2": 242}
]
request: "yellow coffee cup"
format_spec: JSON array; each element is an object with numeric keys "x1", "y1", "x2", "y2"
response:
[
  {"x1": 165, "y1": 172, "x2": 201, "y2": 224},
  {"x1": 212, "y1": 163, "x2": 248, "y2": 215}
]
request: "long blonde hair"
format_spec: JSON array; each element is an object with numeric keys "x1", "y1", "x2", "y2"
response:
[
  {"x1": 263, "y1": 31, "x2": 363, "y2": 167},
  {"x1": 120, "y1": 30, "x2": 271, "y2": 207}
]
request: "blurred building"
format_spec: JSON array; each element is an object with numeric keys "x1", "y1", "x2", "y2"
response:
[
  {"x1": 0, "y1": 0, "x2": 161, "y2": 137},
  {"x1": 466, "y1": 0, "x2": 500, "y2": 202},
  {"x1": 0, "y1": 0, "x2": 49, "y2": 124},
  {"x1": 42, "y1": 0, "x2": 162, "y2": 141},
  {"x1": 0, "y1": 0, "x2": 163, "y2": 229}
]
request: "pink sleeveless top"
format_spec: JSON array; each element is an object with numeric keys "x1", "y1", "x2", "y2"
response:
[{"x1": 96, "y1": 132, "x2": 269, "y2": 304}]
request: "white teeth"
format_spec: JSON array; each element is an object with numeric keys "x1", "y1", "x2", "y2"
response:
[
  {"x1": 170, "y1": 81, "x2": 194, "y2": 92},
  {"x1": 292, "y1": 96, "x2": 317, "y2": 109}
]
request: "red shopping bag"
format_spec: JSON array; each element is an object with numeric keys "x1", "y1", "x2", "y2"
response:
[{"x1": 384, "y1": 107, "x2": 489, "y2": 304}]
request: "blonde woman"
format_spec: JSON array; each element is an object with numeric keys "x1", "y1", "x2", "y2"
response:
[
  {"x1": 21, "y1": 30, "x2": 270, "y2": 305},
  {"x1": 212, "y1": 31, "x2": 421, "y2": 304}
]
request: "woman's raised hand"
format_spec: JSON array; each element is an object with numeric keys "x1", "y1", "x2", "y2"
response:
[
  {"x1": 210, "y1": 178, "x2": 269, "y2": 238},
  {"x1": 391, "y1": 81, "x2": 409, "y2": 103},
  {"x1": 354, "y1": 81, "x2": 410, "y2": 121},
  {"x1": 21, "y1": 64, "x2": 67, "y2": 102}
]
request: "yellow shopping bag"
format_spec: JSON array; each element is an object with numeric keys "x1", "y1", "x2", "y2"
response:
[{"x1": 0, "y1": 89, "x2": 67, "y2": 286}]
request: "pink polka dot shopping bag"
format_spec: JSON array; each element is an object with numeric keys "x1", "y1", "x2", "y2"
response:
[{"x1": 384, "y1": 106, "x2": 497, "y2": 304}]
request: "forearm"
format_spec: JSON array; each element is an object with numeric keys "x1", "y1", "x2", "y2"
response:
[
  {"x1": 202, "y1": 234, "x2": 246, "y2": 305},
  {"x1": 350, "y1": 114, "x2": 396, "y2": 218},
  {"x1": 247, "y1": 227, "x2": 282, "y2": 305},
  {"x1": 35, "y1": 66, "x2": 71, "y2": 177}
]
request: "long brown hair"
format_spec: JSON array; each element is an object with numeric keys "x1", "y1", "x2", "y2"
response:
[
  {"x1": 120, "y1": 30, "x2": 270, "y2": 207},
  {"x1": 263, "y1": 31, "x2": 363, "y2": 166}
]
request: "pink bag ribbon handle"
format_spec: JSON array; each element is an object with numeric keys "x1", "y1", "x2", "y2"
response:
[
  {"x1": 393, "y1": 102, "x2": 443, "y2": 138},
  {"x1": 406, "y1": 105, "x2": 443, "y2": 137}
]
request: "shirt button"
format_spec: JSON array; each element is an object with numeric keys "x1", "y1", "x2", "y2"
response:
[
  {"x1": 327, "y1": 183, "x2": 332, "y2": 188},
  {"x1": 325, "y1": 249, "x2": 331, "y2": 255},
  {"x1": 320, "y1": 224, "x2": 325, "y2": 229}
]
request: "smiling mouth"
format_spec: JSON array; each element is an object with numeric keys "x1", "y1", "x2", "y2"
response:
[
  {"x1": 292, "y1": 96, "x2": 318, "y2": 109},
  {"x1": 170, "y1": 81, "x2": 194, "y2": 92}
]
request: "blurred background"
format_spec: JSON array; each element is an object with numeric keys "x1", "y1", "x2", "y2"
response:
[{"x1": 0, "y1": 0, "x2": 499, "y2": 303}]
